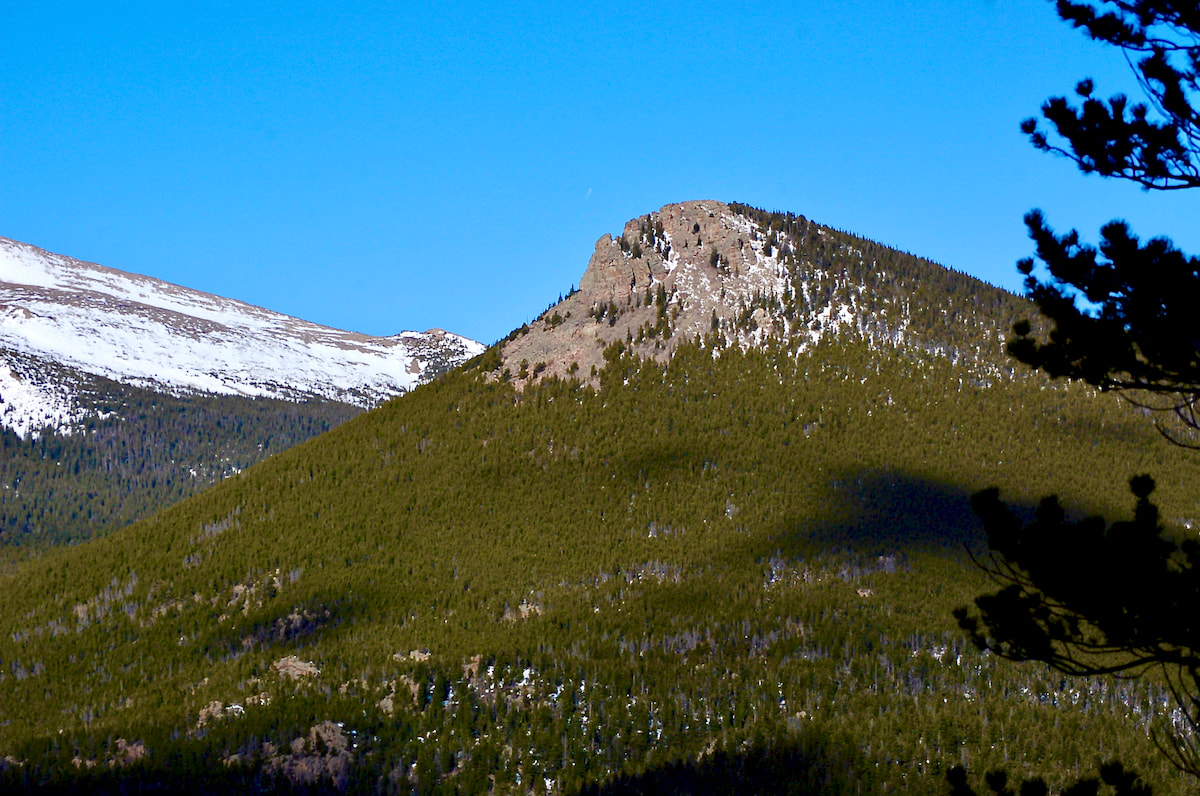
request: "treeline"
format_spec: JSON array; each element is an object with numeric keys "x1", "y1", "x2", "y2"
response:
[{"x1": 726, "y1": 202, "x2": 1033, "y2": 364}]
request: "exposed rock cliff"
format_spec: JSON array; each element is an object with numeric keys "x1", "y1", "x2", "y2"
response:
[{"x1": 493, "y1": 199, "x2": 1023, "y2": 387}]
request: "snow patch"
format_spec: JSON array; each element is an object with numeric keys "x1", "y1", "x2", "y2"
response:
[{"x1": 0, "y1": 359, "x2": 84, "y2": 439}]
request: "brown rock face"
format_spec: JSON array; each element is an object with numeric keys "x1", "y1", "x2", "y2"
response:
[
  {"x1": 577, "y1": 234, "x2": 660, "y2": 304},
  {"x1": 489, "y1": 197, "x2": 981, "y2": 391},
  {"x1": 497, "y1": 199, "x2": 777, "y2": 385},
  {"x1": 577, "y1": 200, "x2": 731, "y2": 304}
]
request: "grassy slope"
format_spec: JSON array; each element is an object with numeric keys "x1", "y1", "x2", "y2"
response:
[{"x1": 0, "y1": 334, "x2": 1194, "y2": 793}]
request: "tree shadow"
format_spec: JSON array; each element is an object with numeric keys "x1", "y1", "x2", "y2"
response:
[
  {"x1": 202, "y1": 588, "x2": 370, "y2": 662},
  {"x1": 773, "y1": 467, "x2": 1072, "y2": 558},
  {"x1": 570, "y1": 728, "x2": 877, "y2": 795},
  {"x1": 808, "y1": 468, "x2": 989, "y2": 552}
]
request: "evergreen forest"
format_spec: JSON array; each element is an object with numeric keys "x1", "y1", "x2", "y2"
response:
[
  {"x1": 0, "y1": 303, "x2": 1195, "y2": 793},
  {"x1": 0, "y1": 363, "x2": 359, "y2": 560}
]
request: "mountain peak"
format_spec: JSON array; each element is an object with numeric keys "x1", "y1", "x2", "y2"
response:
[
  {"x1": 577, "y1": 199, "x2": 728, "y2": 303},
  {"x1": 494, "y1": 200, "x2": 1025, "y2": 386}
]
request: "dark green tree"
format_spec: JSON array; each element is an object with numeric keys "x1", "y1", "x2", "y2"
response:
[
  {"x1": 958, "y1": 0, "x2": 1200, "y2": 782},
  {"x1": 1010, "y1": 0, "x2": 1200, "y2": 441}
]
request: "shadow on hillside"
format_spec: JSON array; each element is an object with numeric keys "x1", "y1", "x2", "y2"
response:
[
  {"x1": 607, "y1": 440, "x2": 710, "y2": 486},
  {"x1": 570, "y1": 730, "x2": 877, "y2": 796},
  {"x1": 791, "y1": 467, "x2": 1110, "y2": 559},
  {"x1": 801, "y1": 468, "x2": 990, "y2": 554}
]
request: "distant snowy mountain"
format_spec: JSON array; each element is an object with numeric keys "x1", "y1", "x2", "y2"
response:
[{"x1": 0, "y1": 237, "x2": 484, "y2": 437}]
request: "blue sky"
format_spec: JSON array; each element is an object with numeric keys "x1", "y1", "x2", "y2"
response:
[{"x1": 4, "y1": 1, "x2": 1199, "y2": 344}]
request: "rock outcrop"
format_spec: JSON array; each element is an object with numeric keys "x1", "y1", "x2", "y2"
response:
[{"x1": 495, "y1": 199, "x2": 798, "y2": 383}]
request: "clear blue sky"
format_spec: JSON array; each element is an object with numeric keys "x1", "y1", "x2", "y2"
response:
[{"x1": 4, "y1": 1, "x2": 1198, "y2": 344}]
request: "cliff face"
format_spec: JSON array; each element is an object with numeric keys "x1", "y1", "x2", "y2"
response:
[
  {"x1": 500, "y1": 200, "x2": 778, "y2": 382},
  {"x1": 579, "y1": 200, "x2": 749, "y2": 303},
  {"x1": 494, "y1": 200, "x2": 1023, "y2": 386}
]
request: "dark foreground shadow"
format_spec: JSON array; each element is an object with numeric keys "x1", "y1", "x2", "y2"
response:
[
  {"x1": 790, "y1": 468, "x2": 1067, "y2": 557},
  {"x1": 571, "y1": 732, "x2": 876, "y2": 796}
]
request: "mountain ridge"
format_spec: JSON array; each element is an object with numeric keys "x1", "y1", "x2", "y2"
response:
[
  {"x1": 0, "y1": 236, "x2": 484, "y2": 437},
  {"x1": 0, "y1": 236, "x2": 482, "y2": 552}
]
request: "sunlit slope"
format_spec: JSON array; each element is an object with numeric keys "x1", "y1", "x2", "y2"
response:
[{"x1": 0, "y1": 335, "x2": 1194, "y2": 792}]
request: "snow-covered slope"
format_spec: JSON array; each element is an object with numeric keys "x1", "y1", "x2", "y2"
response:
[{"x1": 0, "y1": 237, "x2": 484, "y2": 437}]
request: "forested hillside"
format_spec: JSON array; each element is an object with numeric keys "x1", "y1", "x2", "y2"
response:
[
  {"x1": 0, "y1": 323, "x2": 1193, "y2": 792},
  {"x1": 0, "y1": 366, "x2": 359, "y2": 557}
]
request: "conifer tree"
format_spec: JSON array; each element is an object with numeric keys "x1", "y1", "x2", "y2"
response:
[{"x1": 959, "y1": 0, "x2": 1200, "y2": 781}]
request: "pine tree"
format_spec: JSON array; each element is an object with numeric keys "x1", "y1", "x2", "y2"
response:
[{"x1": 960, "y1": 0, "x2": 1200, "y2": 781}]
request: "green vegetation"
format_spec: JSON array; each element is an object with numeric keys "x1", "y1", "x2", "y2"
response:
[
  {"x1": 0, "y1": 321, "x2": 1195, "y2": 791},
  {"x1": 0, "y1": 370, "x2": 358, "y2": 559}
]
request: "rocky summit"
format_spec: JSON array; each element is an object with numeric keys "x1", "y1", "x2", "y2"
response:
[{"x1": 494, "y1": 200, "x2": 1024, "y2": 388}]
